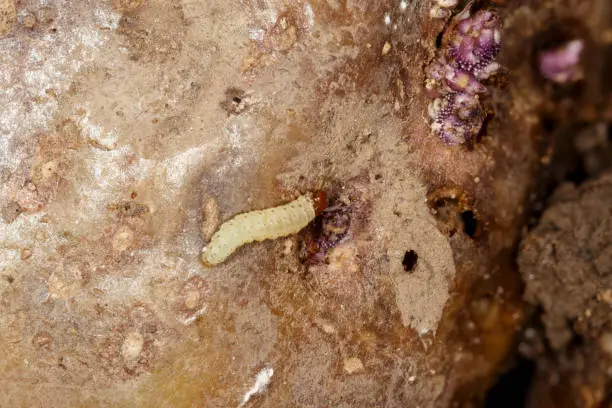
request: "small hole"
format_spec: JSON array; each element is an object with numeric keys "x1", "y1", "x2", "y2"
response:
[
  {"x1": 566, "y1": 166, "x2": 588, "y2": 185},
  {"x1": 402, "y1": 250, "x2": 418, "y2": 272},
  {"x1": 374, "y1": 174, "x2": 383, "y2": 180},
  {"x1": 475, "y1": 113, "x2": 494, "y2": 143},
  {"x1": 221, "y1": 87, "x2": 247, "y2": 115},
  {"x1": 484, "y1": 356, "x2": 535, "y2": 407},
  {"x1": 435, "y1": 31, "x2": 444, "y2": 49},
  {"x1": 58, "y1": 358, "x2": 67, "y2": 370},
  {"x1": 4, "y1": 275, "x2": 14, "y2": 284},
  {"x1": 540, "y1": 116, "x2": 556, "y2": 133},
  {"x1": 461, "y1": 210, "x2": 479, "y2": 238}
]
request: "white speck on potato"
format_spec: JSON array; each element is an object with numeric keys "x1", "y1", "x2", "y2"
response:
[
  {"x1": 238, "y1": 366, "x2": 274, "y2": 408},
  {"x1": 121, "y1": 331, "x2": 144, "y2": 361}
]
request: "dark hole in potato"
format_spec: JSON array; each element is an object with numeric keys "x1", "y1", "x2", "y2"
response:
[
  {"x1": 435, "y1": 31, "x2": 444, "y2": 49},
  {"x1": 461, "y1": 210, "x2": 479, "y2": 238},
  {"x1": 402, "y1": 250, "x2": 418, "y2": 272}
]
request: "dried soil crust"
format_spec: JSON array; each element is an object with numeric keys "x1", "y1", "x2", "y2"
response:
[
  {"x1": 520, "y1": 172, "x2": 612, "y2": 349},
  {"x1": 519, "y1": 171, "x2": 612, "y2": 407}
]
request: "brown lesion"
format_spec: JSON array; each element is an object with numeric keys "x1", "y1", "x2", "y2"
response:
[
  {"x1": 240, "y1": 2, "x2": 314, "y2": 73},
  {"x1": 0, "y1": 201, "x2": 23, "y2": 223},
  {"x1": 116, "y1": 2, "x2": 186, "y2": 64},
  {"x1": 107, "y1": 200, "x2": 150, "y2": 218},
  {"x1": 220, "y1": 87, "x2": 249, "y2": 116},
  {"x1": 95, "y1": 303, "x2": 164, "y2": 380},
  {"x1": 298, "y1": 187, "x2": 358, "y2": 266},
  {"x1": 175, "y1": 276, "x2": 211, "y2": 324},
  {"x1": 10, "y1": 130, "x2": 76, "y2": 214},
  {"x1": 427, "y1": 185, "x2": 484, "y2": 238}
]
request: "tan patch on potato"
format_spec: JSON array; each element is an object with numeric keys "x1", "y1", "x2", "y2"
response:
[
  {"x1": 112, "y1": 0, "x2": 147, "y2": 12},
  {"x1": 343, "y1": 357, "x2": 365, "y2": 374},
  {"x1": 0, "y1": 0, "x2": 16, "y2": 38},
  {"x1": 201, "y1": 197, "x2": 220, "y2": 242},
  {"x1": 121, "y1": 331, "x2": 145, "y2": 362},
  {"x1": 112, "y1": 226, "x2": 135, "y2": 252}
]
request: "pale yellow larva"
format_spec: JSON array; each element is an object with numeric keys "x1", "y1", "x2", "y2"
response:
[{"x1": 201, "y1": 194, "x2": 324, "y2": 266}]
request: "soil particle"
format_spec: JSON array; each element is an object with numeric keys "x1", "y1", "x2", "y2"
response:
[
  {"x1": 575, "y1": 122, "x2": 612, "y2": 177},
  {"x1": 518, "y1": 170, "x2": 612, "y2": 408},
  {"x1": 519, "y1": 170, "x2": 612, "y2": 350}
]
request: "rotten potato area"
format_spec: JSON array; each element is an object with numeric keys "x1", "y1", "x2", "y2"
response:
[
  {"x1": 427, "y1": 185, "x2": 483, "y2": 238},
  {"x1": 299, "y1": 195, "x2": 351, "y2": 265},
  {"x1": 107, "y1": 199, "x2": 150, "y2": 218},
  {"x1": 295, "y1": 183, "x2": 372, "y2": 268}
]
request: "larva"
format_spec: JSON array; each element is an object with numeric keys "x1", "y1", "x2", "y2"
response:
[{"x1": 201, "y1": 192, "x2": 326, "y2": 266}]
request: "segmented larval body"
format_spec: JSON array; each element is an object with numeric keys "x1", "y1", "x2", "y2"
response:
[{"x1": 201, "y1": 195, "x2": 317, "y2": 266}]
